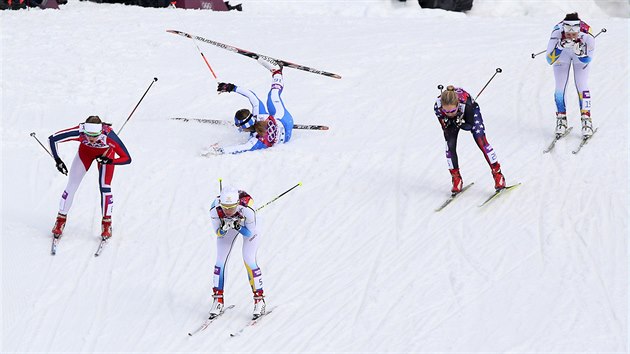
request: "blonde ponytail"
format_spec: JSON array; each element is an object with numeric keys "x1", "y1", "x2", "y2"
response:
[{"x1": 441, "y1": 85, "x2": 459, "y2": 106}]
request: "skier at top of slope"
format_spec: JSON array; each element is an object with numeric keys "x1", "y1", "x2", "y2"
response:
[
  {"x1": 207, "y1": 57, "x2": 295, "y2": 155},
  {"x1": 48, "y1": 115, "x2": 132, "y2": 240},
  {"x1": 546, "y1": 12, "x2": 596, "y2": 138},
  {"x1": 434, "y1": 85, "x2": 506, "y2": 194}
]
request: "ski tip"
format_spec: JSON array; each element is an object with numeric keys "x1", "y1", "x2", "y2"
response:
[{"x1": 188, "y1": 333, "x2": 193, "y2": 337}]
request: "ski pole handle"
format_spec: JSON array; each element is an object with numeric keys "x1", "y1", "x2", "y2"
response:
[
  {"x1": 256, "y1": 182, "x2": 302, "y2": 212},
  {"x1": 594, "y1": 28, "x2": 607, "y2": 38},
  {"x1": 475, "y1": 68, "x2": 502, "y2": 101},
  {"x1": 30, "y1": 132, "x2": 55, "y2": 159}
]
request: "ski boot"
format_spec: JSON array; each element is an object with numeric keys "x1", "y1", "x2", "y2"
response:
[
  {"x1": 491, "y1": 163, "x2": 506, "y2": 190},
  {"x1": 101, "y1": 217, "x2": 112, "y2": 239},
  {"x1": 580, "y1": 112, "x2": 593, "y2": 138},
  {"x1": 257, "y1": 57, "x2": 282, "y2": 76},
  {"x1": 208, "y1": 288, "x2": 224, "y2": 319},
  {"x1": 252, "y1": 289, "x2": 266, "y2": 320},
  {"x1": 449, "y1": 168, "x2": 463, "y2": 194},
  {"x1": 51, "y1": 213, "x2": 67, "y2": 238},
  {"x1": 555, "y1": 112, "x2": 567, "y2": 137}
]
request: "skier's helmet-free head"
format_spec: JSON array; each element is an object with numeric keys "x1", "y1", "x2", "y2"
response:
[
  {"x1": 220, "y1": 186, "x2": 239, "y2": 216},
  {"x1": 234, "y1": 109, "x2": 255, "y2": 132},
  {"x1": 562, "y1": 12, "x2": 581, "y2": 40},
  {"x1": 83, "y1": 115, "x2": 103, "y2": 138}
]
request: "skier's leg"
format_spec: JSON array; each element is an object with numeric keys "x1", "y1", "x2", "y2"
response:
[
  {"x1": 58, "y1": 153, "x2": 88, "y2": 215},
  {"x1": 267, "y1": 72, "x2": 294, "y2": 142},
  {"x1": 573, "y1": 61, "x2": 591, "y2": 114},
  {"x1": 213, "y1": 231, "x2": 238, "y2": 291},
  {"x1": 553, "y1": 61, "x2": 571, "y2": 114},
  {"x1": 242, "y1": 233, "x2": 262, "y2": 293},
  {"x1": 98, "y1": 163, "x2": 115, "y2": 217}
]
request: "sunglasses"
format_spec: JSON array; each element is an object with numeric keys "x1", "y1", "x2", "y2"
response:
[
  {"x1": 563, "y1": 23, "x2": 580, "y2": 33},
  {"x1": 220, "y1": 203, "x2": 238, "y2": 210},
  {"x1": 442, "y1": 107, "x2": 458, "y2": 114},
  {"x1": 235, "y1": 113, "x2": 253, "y2": 127}
]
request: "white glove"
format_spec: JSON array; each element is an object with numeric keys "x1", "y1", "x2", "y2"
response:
[
  {"x1": 219, "y1": 218, "x2": 231, "y2": 232},
  {"x1": 229, "y1": 217, "x2": 243, "y2": 231},
  {"x1": 221, "y1": 217, "x2": 243, "y2": 231},
  {"x1": 202, "y1": 143, "x2": 225, "y2": 157},
  {"x1": 573, "y1": 41, "x2": 586, "y2": 56},
  {"x1": 557, "y1": 38, "x2": 575, "y2": 50}
]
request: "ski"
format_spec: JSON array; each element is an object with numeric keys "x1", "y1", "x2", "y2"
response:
[
  {"x1": 94, "y1": 238, "x2": 108, "y2": 257},
  {"x1": 229, "y1": 306, "x2": 275, "y2": 338},
  {"x1": 188, "y1": 304, "x2": 235, "y2": 337},
  {"x1": 170, "y1": 117, "x2": 329, "y2": 131},
  {"x1": 543, "y1": 127, "x2": 573, "y2": 153},
  {"x1": 51, "y1": 235, "x2": 61, "y2": 255},
  {"x1": 435, "y1": 183, "x2": 474, "y2": 212},
  {"x1": 166, "y1": 30, "x2": 342, "y2": 79},
  {"x1": 571, "y1": 127, "x2": 598, "y2": 154},
  {"x1": 479, "y1": 183, "x2": 522, "y2": 207}
]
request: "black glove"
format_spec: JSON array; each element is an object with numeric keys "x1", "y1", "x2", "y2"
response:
[
  {"x1": 231, "y1": 218, "x2": 242, "y2": 231},
  {"x1": 55, "y1": 157, "x2": 68, "y2": 175},
  {"x1": 96, "y1": 156, "x2": 113, "y2": 164},
  {"x1": 217, "y1": 82, "x2": 235, "y2": 93}
]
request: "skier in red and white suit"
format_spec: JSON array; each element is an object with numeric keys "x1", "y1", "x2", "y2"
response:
[{"x1": 48, "y1": 116, "x2": 131, "y2": 239}]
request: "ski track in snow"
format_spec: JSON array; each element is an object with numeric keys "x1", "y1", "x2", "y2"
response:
[{"x1": 1, "y1": 0, "x2": 628, "y2": 352}]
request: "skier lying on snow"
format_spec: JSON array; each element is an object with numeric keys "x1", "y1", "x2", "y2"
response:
[{"x1": 206, "y1": 57, "x2": 295, "y2": 155}]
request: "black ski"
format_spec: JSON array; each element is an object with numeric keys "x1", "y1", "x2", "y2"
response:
[
  {"x1": 167, "y1": 30, "x2": 342, "y2": 79},
  {"x1": 479, "y1": 183, "x2": 522, "y2": 207},
  {"x1": 170, "y1": 117, "x2": 329, "y2": 130},
  {"x1": 572, "y1": 128, "x2": 598, "y2": 154},
  {"x1": 435, "y1": 183, "x2": 474, "y2": 212},
  {"x1": 543, "y1": 127, "x2": 573, "y2": 153},
  {"x1": 188, "y1": 304, "x2": 236, "y2": 336}
]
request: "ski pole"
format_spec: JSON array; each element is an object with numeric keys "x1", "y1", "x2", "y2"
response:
[
  {"x1": 256, "y1": 183, "x2": 302, "y2": 212},
  {"x1": 437, "y1": 84, "x2": 444, "y2": 94},
  {"x1": 118, "y1": 77, "x2": 158, "y2": 135},
  {"x1": 219, "y1": 178, "x2": 223, "y2": 192},
  {"x1": 531, "y1": 50, "x2": 546, "y2": 59},
  {"x1": 475, "y1": 68, "x2": 502, "y2": 101},
  {"x1": 30, "y1": 132, "x2": 54, "y2": 159}
]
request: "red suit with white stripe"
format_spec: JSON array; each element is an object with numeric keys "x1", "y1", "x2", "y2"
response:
[{"x1": 49, "y1": 122, "x2": 131, "y2": 233}]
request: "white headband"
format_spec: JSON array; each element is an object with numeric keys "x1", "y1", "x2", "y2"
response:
[{"x1": 83, "y1": 122, "x2": 103, "y2": 135}]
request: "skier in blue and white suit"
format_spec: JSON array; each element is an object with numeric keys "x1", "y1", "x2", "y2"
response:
[
  {"x1": 546, "y1": 12, "x2": 596, "y2": 138},
  {"x1": 209, "y1": 57, "x2": 294, "y2": 155},
  {"x1": 207, "y1": 186, "x2": 267, "y2": 320}
]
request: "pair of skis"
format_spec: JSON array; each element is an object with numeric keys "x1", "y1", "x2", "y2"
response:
[
  {"x1": 435, "y1": 182, "x2": 522, "y2": 211},
  {"x1": 170, "y1": 117, "x2": 329, "y2": 131},
  {"x1": 543, "y1": 127, "x2": 598, "y2": 154},
  {"x1": 188, "y1": 305, "x2": 275, "y2": 337},
  {"x1": 167, "y1": 30, "x2": 341, "y2": 80},
  {"x1": 50, "y1": 234, "x2": 109, "y2": 257}
]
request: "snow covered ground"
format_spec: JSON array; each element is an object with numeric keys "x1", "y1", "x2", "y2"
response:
[{"x1": 1, "y1": 0, "x2": 628, "y2": 352}]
